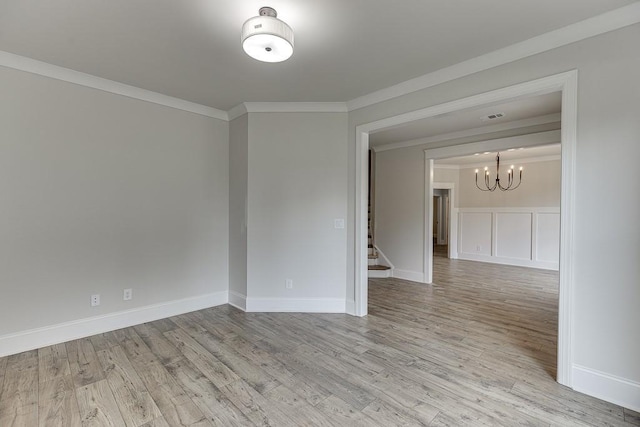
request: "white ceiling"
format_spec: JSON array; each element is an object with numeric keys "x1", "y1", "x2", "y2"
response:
[
  {"x1": 436, "y1": 144, "x2": 561, "y2": 167},
  {"x1": 370, "y1": 92, "x2": 562, "y2": 148},
  {"x1": 0, "y1": 1, "x2": 634, "y2": 110}
]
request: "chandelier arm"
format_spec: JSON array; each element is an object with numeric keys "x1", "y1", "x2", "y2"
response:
[
  {"x1": 475, "y1": 174, "x2": 491, "y2": 191},
  {"x1": 503, "y1": 170, "x2": 514, "y2": 190},
  {"x1": 488, "y1": 173, "x2": 498, "y2": 191},
  {"x1": 510, "y1": 171, "x2": 523, "y2": 190}
]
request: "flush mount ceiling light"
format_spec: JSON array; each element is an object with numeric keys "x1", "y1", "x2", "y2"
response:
[{"x1": 242, "y1": 7, "x2": 294, "y2": 63}]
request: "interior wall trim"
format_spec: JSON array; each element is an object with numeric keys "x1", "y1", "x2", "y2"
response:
[
  {"x1": 228, "y1": 291, "x2": 248, "y2": 311},
  {"x1": 345, "y1": 299, "x2": 355, "y2": 316},
  {"x1": 457, "y1": 207, "x2": 560, "y2": 271},
  {"x1": 0, "y1": 50, "x2": 227, "y2": 120},
  {"x1": 244, "y1": 102, "x2": 348, "y2": 113},
  {"x1": 437, "y1": 154, "x2": 561, "y2": 170},
  {"x1": 573, "y1": 364, "x2": 640, "y2": 413},
  {"x1": 374, "y1": 113, "x2": 561, "y2": 153},
  {"x1": 3, "y1": 4, "x2": 637, "y2": 120},
  {"x1": 245, "y1": 297, "x2": 346, "y2": 313},
  {"x1": 346, "y1": 3, "x2": 640, "y2": 111},
  {"x1": 0, "y1": 291, "x2": 229, "y2": 358},
  {"x1": 228, "y1": 102, "x2": 348, "y2": 120},
  {"x1": 355, "y1": 70, "x2": 577, "y2": 388},
  {"x1": 392, "y1": 269, "x2": 425, "y2": 283}
]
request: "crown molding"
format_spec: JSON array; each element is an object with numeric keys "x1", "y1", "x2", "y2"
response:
[
  {"x1": 374, "y1": 113, "x2": 561, "y2": 153},
  {"x1": 436, "y1": 154, "x2": 561, "y2": 170},
  {"x1": 3, "y1": 4, "x2": 638, "y2": 120},
  {"x1": 227, "y1": 101, "x2": 348, "y2": 120},
  {"x1": 433, "y1": 164, "x2": 460, "y2": 170},
  {"x1": 227, "y1": 103, "x2": 248, "y2": 121},
  {"x1": 346, "y1": 3, "x2": 640, "y2": 111},
  {"x1": 0, "y1": 50, "x2": 227, "y2": 121},
  {"x1": 244, "y1": 102, "x2": 348, "y2": 113}
]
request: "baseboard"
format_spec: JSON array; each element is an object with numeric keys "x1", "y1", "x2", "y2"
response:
[
  {"x1": 573, "y1": 364, "x2": 640, "y2": 412},
  {"x1": 392, "y1": 269, "x2": 425, "y2": 283},
  {"x1": 0, "y1": 291, "x2": 228, "y2": 358},
  {"x1": 457, "y1": 252, "x2": 558, "y2": 270},
  {"x1": 368, "y1": 269, "x2": 391, "y2": 278},
  {"x1": 228, "y1": 291, "x2": 247, "y2": 311},
  {"x1": 245, "y1": 297, "x2": 346, "y2": 313},
  {"x1": 345, "y1": 299, "x2": 355, "y2": 315}
]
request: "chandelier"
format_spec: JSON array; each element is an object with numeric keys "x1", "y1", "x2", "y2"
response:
[{"x1": 475, "y1": 152, "x2": 523, "y2": 191}]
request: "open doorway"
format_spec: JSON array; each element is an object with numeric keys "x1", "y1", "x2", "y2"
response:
[
  {"x1": 354, "y1": 71, "x2": 577, "y2": 387},
  {"x1": 431, "y1": 183, "x2": 457, "y2": 259},
  {"x1": 433, "y1": 189, "x2": 449, "y2": 255}
]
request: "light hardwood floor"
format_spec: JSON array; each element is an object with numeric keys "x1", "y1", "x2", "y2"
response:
[{"x1": 1, "y1": 257, "x2": 638, "y2": 426}]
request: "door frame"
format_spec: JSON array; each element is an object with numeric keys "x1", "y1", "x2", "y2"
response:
[
  {"x1": 433, "y1": 183, "x2": 456, "y2": 256},
  {"x1": 354, "y1": 70, "x2": 577, "y2": 387}
]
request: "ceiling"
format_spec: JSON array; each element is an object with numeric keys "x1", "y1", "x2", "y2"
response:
[
  {"x1": 435, "y1": 144, "x2": 561, "y2": 167},
  {"x1": 370, "y1": 92, "x2": 561, "y2": 148},
  {"x1": 0, "y1": 1, "x2": 634, "y2": 111}
]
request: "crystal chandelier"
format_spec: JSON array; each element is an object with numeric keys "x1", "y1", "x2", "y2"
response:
[{"x1": 475, "y1": 152, "x2": 523, "y2": 191}]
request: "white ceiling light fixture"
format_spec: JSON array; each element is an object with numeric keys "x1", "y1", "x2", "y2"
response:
[{"x1": 242, "y1": 7, "x2": 294, "y2": 63}]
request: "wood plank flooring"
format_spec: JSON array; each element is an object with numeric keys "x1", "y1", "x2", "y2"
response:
[{"x1": 1, "y1": 257, "x2": 639, "y2": 426}]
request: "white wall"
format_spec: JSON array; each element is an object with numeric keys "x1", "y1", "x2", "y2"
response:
[
  {"x1": 349, "y1": 24, "x2": 640, "y2": 408},
  {"x1": 374, "y1": 145, "x2": 426, "y2": 281},
  {"x1": 455, "y1": 159, "x2": 561, "y2": 269},
  {"x1": 433, "y1": 167, "x2": 460, "y2": 205},
  {"x1": 246, "y1": 113, "x2": 348, "y2": 311},
  {"x1": 0, "y1": 66, "x2": 229, "y2": 351},
  {"x1": 228, "y1": 115, "x2": 249, "y2": 308},
  {"x1": 458, "y1": 207, "x2": 560, "y2": 269},
  {"x1": 458, "y1": 159, "x2": 561, "y2": 208}
]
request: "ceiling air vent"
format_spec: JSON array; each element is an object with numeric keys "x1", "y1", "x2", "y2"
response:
[{"x1": 481, "y1": 112, "x2": 505, "y2": 121}]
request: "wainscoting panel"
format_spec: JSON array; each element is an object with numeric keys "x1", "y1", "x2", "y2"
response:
[
  {"x1": 459, "y1": 212, "x2": 492, "y2": 256},
  {"x1": 537, "y1": 212, "x2": 561, "y2": 263},
  {"x1": 495, "y1": 212, "x2": 533, "y2": 260},
  {"x1": 458, "y1": 208, "x2": 559, "y2": 270}
]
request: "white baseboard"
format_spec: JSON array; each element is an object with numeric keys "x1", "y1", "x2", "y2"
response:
[
  {"x1": 345, "y1": 299, "x2": 355, "y2": 315},
  {"x1": 0, "y1": 291, "x2": 228, "y2": 358},
  {"x1": 457, "y1": 252, "x2": 558, "y2": 270},
  {"x1": 368, "y1": 269, "x2": 391, "y2": 278},
  {"x1": 245, "y1": 297, "x2": 346, "y2": 313},
  {"x1": 228, "y1": 291, "x2": 247, "y2": 311},
  {"x1": 392, "y1": 269, "x2": 425, "y2": 283},
  {"x1": 573, "y1": 365, "x2": 640, "y2": 412}
]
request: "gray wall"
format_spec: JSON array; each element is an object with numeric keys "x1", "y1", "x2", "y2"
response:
[
  {"x1": 229, "y1": 115, "x2": 249, "y2": 300},
  {"x1": 350, "y1": 24, "x2": 640, "y2": 385},
  {"x1": 247, "y1": 113, "x2": 348, "y2": 301},
  {"x1": 374, "y1": 146, "x2": 425, "y2": 274},
  {"x1": 0, "y1": 66, "x2": 229, "y2": 336}
]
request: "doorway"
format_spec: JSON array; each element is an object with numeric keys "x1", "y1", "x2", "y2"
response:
[
  {"x1": 432, "y1": 183, "x2": 457, "y2": 259},
  {"x1": 354, "y1": 71, "x2": 577, "y2": 387}
]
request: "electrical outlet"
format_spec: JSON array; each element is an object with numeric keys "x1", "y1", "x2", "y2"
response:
[
  {"x1": 476, "y1": 245, "x2": 482, "y2": 252},
  {"x1": 91, "y1": 294, "x2": 100, "y2": 307},
  {"x1": 285, "y1": 279, "x2": 293, "y2": 289},
  {"x1": 123, "y1": 288, "x2": 133, "y2": 301},
  {"x1": 334, "y1": 218, "x2": 345, "y2": 229}
]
